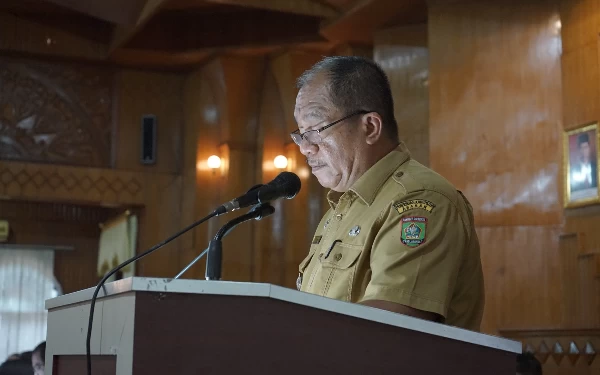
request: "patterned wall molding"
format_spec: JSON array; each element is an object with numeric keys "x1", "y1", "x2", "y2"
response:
[
  {"x1": 0, "y1": 199, "x2": 118, "y2": 223},
  {"x1": 500, "y1": 328, "x2": 599, "y2": 371},
  {"x1": 0, "y1": 161, "x2": 149, "y2": 205}
]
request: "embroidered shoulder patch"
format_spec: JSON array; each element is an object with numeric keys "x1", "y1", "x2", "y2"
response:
[
  {"x1": 393, "y1": 199, "x2": 436, "y2": 215},
  {"x1": 400, "y1": 217, "x2": 427, "y2": 247}
]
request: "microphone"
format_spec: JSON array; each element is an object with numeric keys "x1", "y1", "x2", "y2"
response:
[
  {"x1": 214, "y1": 171, "x2": 301, "y2": 215},
  {"x1": 172, "y1": 203, "x2": 275, "y2": 280}
]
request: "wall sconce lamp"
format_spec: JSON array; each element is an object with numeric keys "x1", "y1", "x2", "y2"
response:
[
  {"x1": 273, "y1": 155, "x2": 288, "y2": 170},
  {"x1": 207, "y1": 155, "x2": 222, "y2": 170}
]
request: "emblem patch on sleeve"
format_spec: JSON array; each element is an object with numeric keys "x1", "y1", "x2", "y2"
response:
[
  {"x1": 400, "y1": 217, "x2": 427, "y2": 247},
  {"x1": 393, "y1": 199, "x2": 436, "y2": 214}
]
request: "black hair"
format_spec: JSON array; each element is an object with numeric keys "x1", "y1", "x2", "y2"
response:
[
  {"x1": 18, "y1": 351, "x2": 32, "y2": 364},
  {"x1": 516, "y1": 352, "x2": 542, "y2": 375},
  {"x1": 297, "y1": 56, "x2": 399, "y2": 142},
  {"x1": 578, "y1": 132, "x2": 590, "y2": 146},
  {"x1": 0, "y1": 358, "x2": 33, "y2": 375},
  {"x1": 33, "y1": 342, "x2": 46, "y2": 364}
]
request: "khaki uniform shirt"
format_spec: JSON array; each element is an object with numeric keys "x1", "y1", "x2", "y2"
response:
[{"x1": 297, "y1": 143, "x2": 485, "y2": 331}]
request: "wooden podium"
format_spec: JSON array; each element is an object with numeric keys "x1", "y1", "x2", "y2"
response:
[{"x1": 45, "y1": 277, "x2": 520, "y2": 374}]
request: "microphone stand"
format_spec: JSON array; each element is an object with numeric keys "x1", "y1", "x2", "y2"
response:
[{"x1": 205, "y1": 202, "x2": 275, "y2": 280}]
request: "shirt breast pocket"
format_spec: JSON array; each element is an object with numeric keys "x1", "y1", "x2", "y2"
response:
[{"x1": 318, "y1": 242, "x2": 364, "y2": 301}]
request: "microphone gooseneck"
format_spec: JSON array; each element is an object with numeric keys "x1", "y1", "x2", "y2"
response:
[
  {"x1": 173, "y1": 203, "x2": 275, "y2": 280},
  {"x1": 205, "y1": 202, "x2": 275, "y2": 280}
]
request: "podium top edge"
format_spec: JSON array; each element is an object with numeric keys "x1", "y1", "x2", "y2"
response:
[{"x1": 46, "y1": 277, "x2": 521, "y2": 354}]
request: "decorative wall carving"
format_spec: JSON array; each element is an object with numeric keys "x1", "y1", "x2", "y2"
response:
[
  {"x1": 0, "y1": 161, "x2": 145, "y2": 205},
  {"x1": 0, "y1": 57, "x2": 114, "y2": 167}
]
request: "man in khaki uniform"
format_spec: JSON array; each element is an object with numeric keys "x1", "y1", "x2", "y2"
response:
[{"x1": 291, "y1": 56, "x2": 484, "y2": 331}]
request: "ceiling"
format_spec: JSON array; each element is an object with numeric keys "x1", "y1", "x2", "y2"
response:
[{"x1": 0, "y1": 0, "x2": 427, "y2": 71}]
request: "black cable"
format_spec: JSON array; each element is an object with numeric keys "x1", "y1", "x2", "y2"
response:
[{"x1": 86, "y1": 209, "x2": 222, "y2": 375}]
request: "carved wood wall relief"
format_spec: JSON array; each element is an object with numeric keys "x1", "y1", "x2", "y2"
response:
[{"x1": 0, "y1": 57, "x2": 114, "y2": 167}]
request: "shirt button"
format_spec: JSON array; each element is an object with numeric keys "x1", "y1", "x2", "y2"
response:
[
  {"x1": 395, "y1": 171, "x2": 404, "y2": 178},
  {"x1": 334, "y1": 253, "x2": 342, "y2": 261},
  {"x1": 319, "y1": 253, "x2": 323, "y2": 259},
  {"x1": 335, "y1": 213, "x2": 343, "y2": 221}
]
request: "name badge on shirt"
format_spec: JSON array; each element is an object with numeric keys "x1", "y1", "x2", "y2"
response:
[{"x1": 312, "y1": 235, "x2": 322, "y2": 244}]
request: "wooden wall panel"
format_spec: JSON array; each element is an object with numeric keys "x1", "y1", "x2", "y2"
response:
[
  {"x1": 179, "y1": 57, "x2": 267, "y2": 282},
  {"x1": 212, "y1": 57, "x2": 264, "y2": 282},
  {"x1": 115, "y1": 70, "x2": 184, "y2": 174},
  {"x1": 374, "y1": 25, "x2": 429, "y2": 166},
  {"x1": 429, "y1": 0, "x2": 563, "y2": 228},
  {"x1": 478, "y1": 225, "x2": 563, "y2": 333},
  {"x1": 558, "y1": 232, "x2": 600, "y2": 329},
  {"x1": 561, "y1": 43, "x2": 598, "y2": 127},
  {"x1": 559, "y1": 0, "x2": 600, "y2": 54},
  {"x1": 428, "y1": 0, "x2": 564, "y2": 335},
  {"x1": 134, "y1": 173, "x2": 183, "y2": 278},
  {"x1": 254, "y1": 67, "x2": 288, "y2": 284},
  {"x1": 178, "y1": 64, "x2": 223, "y2": 280},
  {"x1": 271, "y1": 52, "x2": 324, "y2": 134},
  {"x1": 559, "y1": 0, "x2": 600, "y2": 339},
  {"x1": 266, "y1": 51, "x2": 331, "y2": 288}
]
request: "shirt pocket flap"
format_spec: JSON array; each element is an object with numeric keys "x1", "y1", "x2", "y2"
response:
[
  {"x1": 298, "y1": 251, "x2": 315, "y2": 273},
  {"x1": 321, "y1": 242, "x2": 363, "y2": 270}
]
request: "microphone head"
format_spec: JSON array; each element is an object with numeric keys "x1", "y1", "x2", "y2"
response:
[
  {"x1": 246, "y1": 184, "x2": 265, "y2": 193},
  {"x1": 270, "y1": 171, "x2": 301, "y2": 199}
]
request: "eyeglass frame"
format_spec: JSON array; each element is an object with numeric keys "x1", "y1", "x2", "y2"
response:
[{"x1": 290, "y1": 110, "x2": 372, "y2": 146}]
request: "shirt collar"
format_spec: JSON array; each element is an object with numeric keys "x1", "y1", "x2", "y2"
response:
[{"x1": 326, "y1": 142, "x2": 411, "y2": 209}]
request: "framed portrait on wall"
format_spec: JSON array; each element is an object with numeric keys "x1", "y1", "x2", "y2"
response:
[{"x1": 564, "y1": 122, "x2": 600, "y2": 208}]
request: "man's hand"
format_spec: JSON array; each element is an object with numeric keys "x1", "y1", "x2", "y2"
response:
[{"x1": 360, "y1": 299, "x2": 444, "y2": 322}]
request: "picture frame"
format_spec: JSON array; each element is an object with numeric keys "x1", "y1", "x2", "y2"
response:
[{"x1": 563, "y1": 122, "x2": 600, "y2": 208}]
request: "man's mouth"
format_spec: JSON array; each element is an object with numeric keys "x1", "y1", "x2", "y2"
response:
[{"x1": 307, "y1": 160, "x2": 326, "y2": 171}]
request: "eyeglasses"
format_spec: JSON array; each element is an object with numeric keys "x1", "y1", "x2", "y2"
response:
[{"x1": 290, "y1": 110, "x2": 371, "y2": 146}]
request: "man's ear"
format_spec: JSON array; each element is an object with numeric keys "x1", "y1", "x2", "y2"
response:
[{"x1": 362, "y1": 112, "x2": 384, "y2": 145}]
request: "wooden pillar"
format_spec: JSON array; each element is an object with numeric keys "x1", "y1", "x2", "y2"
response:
[
  {"x1": 180, "y1": 56, "x2": 265, "y2": 281},
  {"x1": 253, "y1": 51, "x2": 328, "y2": 287}
]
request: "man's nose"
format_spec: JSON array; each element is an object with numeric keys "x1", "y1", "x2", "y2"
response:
[{"x1": 298, "y1": 139, "x2": 318, "y2": 156}]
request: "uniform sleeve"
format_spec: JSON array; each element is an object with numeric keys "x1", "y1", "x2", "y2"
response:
[{"x1": 360, "y1": 190, "x2": 469, "y2": 318}]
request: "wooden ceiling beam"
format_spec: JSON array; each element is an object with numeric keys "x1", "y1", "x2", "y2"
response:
[
  {"x1": 125, "y1": 9, "x2": 325, "y2": 51},
  {"x1": 109, "y1": 48, "x2": 217, "y2": 71},
  {"x1": 203, "y1": 0, "x2": 339, "y2": 18},
  {"x1": 319, "y1": 0, "x2": 427, "y2": 44},
  {"x1": 108, "y1": 0, "x2": 169, "y2": 55},
  {"x1": 39, "y1": 0, "x2": 147, "y2": 25}
]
